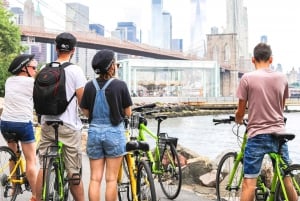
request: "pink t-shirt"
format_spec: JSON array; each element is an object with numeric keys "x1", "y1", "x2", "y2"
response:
[{"x1": 236, "y1": 68, "x2": 289, "y2": 138}]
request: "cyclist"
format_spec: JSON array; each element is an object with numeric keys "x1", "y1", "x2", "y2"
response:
[
  {"x1": 235, "y1": 43, "x2": 297, "y2": 201},
  {"x1": 0, "y1": 54, "x2": 38, "y2": 201},
  {"x1": 35, "y1": 32, "x2": 86, "y2": 201},
  {"x1": 80, "y1": 49, "x2": 132, "y2": 201}
]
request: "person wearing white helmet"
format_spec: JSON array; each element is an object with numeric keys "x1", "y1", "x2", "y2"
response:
[{"x1": 1, "y1": 53, "x2": 38, "y2": 201}]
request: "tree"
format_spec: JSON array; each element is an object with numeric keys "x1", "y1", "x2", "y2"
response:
[{"x1": 0, "y1": 0, "x2": 24, "y2": 96}]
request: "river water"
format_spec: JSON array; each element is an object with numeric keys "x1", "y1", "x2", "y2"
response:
[{"x1": 143, "y1": 112, "x2": 300, "y2": 163}]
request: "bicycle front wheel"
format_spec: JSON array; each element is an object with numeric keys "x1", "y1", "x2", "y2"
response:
[
  {"x1": 44, "y1": 158, "x2": 59, "y2": 201},
  {"x1": 0, "y1": 146, "x2": 21, "y2": 201},
  {"x1": 158, "y1": 142, "x2": 182, "y2": 199},
  {"x1": 137, "y1": 160, "x2": 156, "y2": 201},
  {"x1": 274, "y1": 164, "x2": 300, "y2": 201},
  {"x1": 216, "y1": 152, "x2": 243, "y2": 201}
]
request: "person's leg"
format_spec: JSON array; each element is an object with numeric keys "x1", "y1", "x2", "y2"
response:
[
  {"x1": 21, "y1": 142, "x2": 37, "y2": 199},
  {"x1": 35, "y1": 169, "x2": 43, "y2": 201},
  {"x1": 69, "y1": 178, "x2": 85, "y2": 201},
  {"x1": 105, "y1": 156, "x2": 123, "y2": 201},
  {"x1": 240, "y1": 178, "x2": 257, "y2": 201},
  {"x1": 88, "y1": 158, "x2": 105, "y2": 201},
  {"x1": 284, "y1": 176, "x2": 298, "y2": 201}
]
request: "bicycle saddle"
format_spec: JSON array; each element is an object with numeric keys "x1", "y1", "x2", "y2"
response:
[
  {"x1": 271, "y1": 133, "x2": 295, "y2": 141},
  {"x1": 2, "y1": 131, "x2": 18, "y2": 143},
  {"x1": 126, "y1": 141, "x2": 150, "y2": 152}
]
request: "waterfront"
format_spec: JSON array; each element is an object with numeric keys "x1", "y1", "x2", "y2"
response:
[{"x1": 144, "y1": 112, "x2": 300, "y2": 163}]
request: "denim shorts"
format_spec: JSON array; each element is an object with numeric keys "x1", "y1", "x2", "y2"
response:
[
  {"x1": 244, "y1": 134, "x2": 291, "y2": 178},
  {"x1": 0, "y1": 120, "x2": 35, "y2": 143},
  {"x1": 87, "y1": 123, "x2": 126, "y2": 159}
]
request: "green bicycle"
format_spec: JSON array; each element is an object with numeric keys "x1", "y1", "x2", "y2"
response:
[
  {"x1": 213, "y1": 115, "x2": 300, "y2": 201},
  {"x1": 130, "y1": 103, "x2": 182, "y2": 199},
  {"x1": 42, "y1": 121, "x2": 80, "y2": 201}
]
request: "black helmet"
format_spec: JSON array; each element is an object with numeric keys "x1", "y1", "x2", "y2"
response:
[
  {"x1": 8, "y1": 54, "x2": 35, "y2": 75},
  {"x1": 55, "y1": 32, "x2": 77, "y2": 52},
  {"x1": 92, "y1": 49, "x2": 115, "y2": 74}
]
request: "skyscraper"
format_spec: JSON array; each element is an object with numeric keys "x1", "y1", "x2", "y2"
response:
[
  {"x1": 151, "y1": 0, "x2": 164, "y2": 48},
  {"x1": 189, "y1": 0, "x2": 207, "y2": 58},
  {"x1": 117, "y1": 22, "x2": 137, "y2": 42},
  {"x1": 162, "y1": 12, "x2": 172, "y2": 49},
  {"x1": 89, "y1": 24, "x2": 104, "y2": 36}
]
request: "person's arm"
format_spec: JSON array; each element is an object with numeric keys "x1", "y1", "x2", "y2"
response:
[
  {"x1": 76, "y1": 87, "x2": 84, "y2": 106},
  {"x1": 235, "y1": 99, "x2": 247, "y2": 124},
  {"x1": 124, "y1": 106, "x2": 132, "y2": 117},
  {"x1": 81, "y1": 108, "x2": 89, "y2": 118}
]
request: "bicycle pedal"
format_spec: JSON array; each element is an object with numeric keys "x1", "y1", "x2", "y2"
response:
[{"x1": 255, "y1": 188, "x2": 269, "y2": 201}]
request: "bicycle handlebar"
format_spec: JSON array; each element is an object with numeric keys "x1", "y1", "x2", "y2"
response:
[
  {"x1": 212, "y1": 115, "x2": 236, "y2": 125},
  {"x1": 132, "y1": 103, "x2": 156, "y2": 112}
]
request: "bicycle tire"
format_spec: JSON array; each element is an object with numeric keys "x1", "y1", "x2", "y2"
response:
[
  {"x1": 118, "y1": 156, "x2": 132, "y2": 201},
  {"x1": 45, "y1": 158, "x2": 59, "y2": 201},
  {"x1": 216, "y1": 152, "x2": 243, "y2": 201},
  {"x1": 0, "y1": 146, "x2": 21, "y2": 201},
  {"x1": 158, "y1": 142, "x2": 182, "y2": 199},
  {"x1": 274, "y1": 163, "x2": 300, "y2": 201},
  {"x1": 137, "y1": 160, "x2": 156, "y2": 201}
]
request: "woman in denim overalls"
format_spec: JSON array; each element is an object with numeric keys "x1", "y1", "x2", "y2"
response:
[{"x1": 80, "y1": 49, "x2": 133, "y2": 201}]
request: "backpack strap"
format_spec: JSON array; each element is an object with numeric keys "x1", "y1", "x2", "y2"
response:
[{"x1": 59, "y1": 62, "x2": 76, "y2": 103}]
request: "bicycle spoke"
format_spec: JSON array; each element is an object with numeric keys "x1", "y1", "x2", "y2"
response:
[{"x1": 137, "y1": 160, "x2": 156, "y2": 201}]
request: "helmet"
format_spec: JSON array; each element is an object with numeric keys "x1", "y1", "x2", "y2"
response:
[
  {"x1": 92, "y1": 49, "x2": 115, "y2": 74},
  {"x1": 8, "y1": 54, "x2": 35, "y2": 75},
  {"x1": 55, "y1": 32, "x2": 77, "y2": 52}
]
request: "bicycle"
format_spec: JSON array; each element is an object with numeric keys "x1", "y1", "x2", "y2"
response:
[
  {"x1": 117, "y1": 117, "x2": 157, "y2": 201},
  {"x1": 0, "y1": 122, "x2": 41, "y2": 201},
  {"x1": 213, "y1": 115, "x2": 300, "y2": 201},
  {"x1": 130, "y1": 103, "x2": 182, "y2": 200},
  {"x1": 41, "y1": 121, "x2": 80, "y2": 201}
]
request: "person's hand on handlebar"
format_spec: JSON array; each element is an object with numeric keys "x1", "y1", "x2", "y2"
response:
[{"x1": 235, "y1": 110, "x2": 244, "y2": 125}]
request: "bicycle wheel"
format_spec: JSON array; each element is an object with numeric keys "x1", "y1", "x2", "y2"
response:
[
  {"x1": 118, "y1": 156, "x2": 132, "y2": 201},
  {"x1": 274, "y1": 164, "x2": 300, "y2": 201},
  {"x1": 158, "y1": 142, "x2": 182, "y2": 199},
  {"x1": 0, "y1": 146, "x2": 21, "y2": 201},
  {"x1": 44, "y1": 158, "x2": 59, "y2": 201},
  {"x1": 137, "y1": 160, "x2": 156, "y2": 201},
  {"x1": 216, "y1": 152, "x2": 243, "y2": 201}
]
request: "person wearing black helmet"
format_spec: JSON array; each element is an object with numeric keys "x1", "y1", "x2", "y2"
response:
[
  {"x1": 80, "y1": 49, "x2": 132, "y2": 201},
  {"x1": 35, "y1": 32, "x2": 86, "y2": 201},
  {"x1": 1, "y1": 54, "x2": 38, "y2": 201}
]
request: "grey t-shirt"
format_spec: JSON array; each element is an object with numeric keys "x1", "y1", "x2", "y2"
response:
[{"x1": 236, "y1": 68, "x2": 289, "y2": 138}]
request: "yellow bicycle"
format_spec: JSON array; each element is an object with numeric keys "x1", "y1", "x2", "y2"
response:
[
  {"x1": 117, "y1": 118, "x2": 156, "y2": 201},
  {"x1": 0, "y1": 123, "x2": 41, "y2": 201}
]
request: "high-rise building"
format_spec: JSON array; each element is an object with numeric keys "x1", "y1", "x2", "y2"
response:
[
  {"x1": 162, "y1": 12, "x2": 172, "y2": 49},
  {"x1": 260, "y1": 35, "x2": 268, "y2": 43},
  {"x1": 151, "y1": 0, "x2": 164, "y2": 48},
  {"x1": 172, "y1": 39, "x2": 183, "y2": 52},
  {"x1": 66, "y1": 3, "x2": 89, "y2": 31},
  {"x1": 117, "y1": 22, "x2": 137, "y2": 42},
  {"x1": 189, "y1": 0, "x2": 207, "y2": 58},
  {"x1": 10, "y1": 7, "x2": 23, "y2": 25},
  {"x1": 66, "y1": 3, "x2": 96, "y2": 79},
  {"x1": 89, "y1": 24, "x2": 104, "y2": 36}
]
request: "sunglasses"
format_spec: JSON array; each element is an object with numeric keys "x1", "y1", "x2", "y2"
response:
[{"x1": 27, "y1": 65, "x2": 37, "y2": 70}]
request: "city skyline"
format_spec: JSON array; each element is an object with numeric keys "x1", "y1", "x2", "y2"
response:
[{"x1": 8, "y1": 0, "x2": 300, "y2": 72}]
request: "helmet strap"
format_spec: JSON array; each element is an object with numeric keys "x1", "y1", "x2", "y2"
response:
[{"x1": 24, "y1": 67, "x2": 31, "y2": 77}]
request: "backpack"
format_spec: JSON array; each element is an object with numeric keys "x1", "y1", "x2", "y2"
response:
[{"x1": 33, "y1": 61, "x2": 76, "y2": 115}]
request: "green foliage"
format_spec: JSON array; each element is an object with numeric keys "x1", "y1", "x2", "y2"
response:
[{"x1": 0, "y1": 1, "x2": 24, "y2": 96}]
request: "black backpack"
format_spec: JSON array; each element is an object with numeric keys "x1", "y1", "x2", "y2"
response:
[{"x1": 33, "y1": 62, "x2": 76, "y2": 115}]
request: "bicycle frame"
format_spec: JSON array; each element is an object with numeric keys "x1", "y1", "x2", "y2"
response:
[
  {"x1": 42, "y1": 140, "x2": 66, "y2": 200},
  {"x1": 2, "y1": 154, "x2": 26, "y2": 185},
  {"x1": 137, "y1": 123, "x2": 165, "y2": 174},
  {"x1": 118, "y1": 130, "x2": 138, "y2": 201}
]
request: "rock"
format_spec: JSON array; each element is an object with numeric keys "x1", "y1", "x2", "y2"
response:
[{"x1": 199, "y1": 169, "x2": 217, "y2": 187}]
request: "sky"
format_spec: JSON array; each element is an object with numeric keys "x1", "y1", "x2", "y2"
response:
[{"x1": 8, "y1": 0, "x2": 300, "y2": 72}]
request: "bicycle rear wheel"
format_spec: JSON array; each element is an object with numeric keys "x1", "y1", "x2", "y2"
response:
[
  {"x1": 44, "y1": 158, "x2": 59, "y2": 201},
  {"x1": 137, "y1": 160, "x2": 156, "y2": 201},
  {"x1": 0, "y1": 146, "x2": 21, "y2": 201},
  {"x1": 274, "y1": 164, "x2": 300, "y2": 201},
  {"x1": 158, "y1": 142, "x2": 182, "y2": 199},
  {"x1": 118, "y1": 156, "x2": 132, "y2": 201},
  {"x1": 216, "y1": 152, "x2": 243, "y2": 201}
]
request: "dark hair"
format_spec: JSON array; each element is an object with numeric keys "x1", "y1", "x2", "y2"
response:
[
  {"x1": 55, "y1": 32, "x2": 77, "y2": 52},
  {"x1": 253, "y1": 43, "x2": 272, "y2": 62}
]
